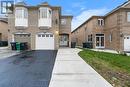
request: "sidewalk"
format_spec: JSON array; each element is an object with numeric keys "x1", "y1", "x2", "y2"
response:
[
  {"x1": 0, "y1": 47, "x2": 20, "y2": 59},
  {"x1": 49, "y1": 48, "x2": 113, "y2": 87}
]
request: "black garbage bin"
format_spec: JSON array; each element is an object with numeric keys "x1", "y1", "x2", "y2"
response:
[
  {"x1": 83, "y1": 42, "x2": 93, "y2": 48},
  {"x1": 0, "y1": 41, "x2": 7, "y2": 47},
  {"x1": 71, "y1": 42, "x2": 76, "y2": 48},
  {"x1": 10, "y1": 42, "x2": 17, "y2": 50},
  {"x1": 0, "y1": 41, "x2": 3, "y2": 47},
  {"x1": 20, "y1": 42, "x2": 28, "y2": 50},
  {"x1": 2, "y1": 41, "x2": 8, "y2": 46},
  {"x1": 83, "y1": 43, "x2": 87, "y2": 48}
]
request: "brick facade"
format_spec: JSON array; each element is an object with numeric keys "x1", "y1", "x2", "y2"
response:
[{"x1": 72, "y1": 1, "x2": 130, "y2": 52}]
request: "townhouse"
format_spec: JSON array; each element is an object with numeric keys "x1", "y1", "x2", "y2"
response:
[
  {"x1": 72, "y1": 1, "x2": 130, "y2": 53},
  {"x1": 8, "y1": 2, "x2": 73, "y2": 50},
  {"x1": 0, "y1": 18, "x2": 8, "y2": 41}
]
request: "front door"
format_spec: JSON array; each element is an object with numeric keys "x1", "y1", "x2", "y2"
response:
[
  {"x1": 124, "y1": 36, "x2": 130, "y2": 51},
  {"x1": 95, "y1": 34, "x2": 105, "y2": 48},
  {"x1": 60, "y1": 35, "x2": 69, "y2": 47}
]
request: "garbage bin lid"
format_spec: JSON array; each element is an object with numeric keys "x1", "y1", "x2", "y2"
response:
[
  {"x1": 10, "y1": 42, "x2": 17, "y2": 44},
  {"x1": 16, "y1": 42, "x2": 21, "y2": 44},
  {"x1": 20, "y1": 42, "x2": 27, "y2": 43}
]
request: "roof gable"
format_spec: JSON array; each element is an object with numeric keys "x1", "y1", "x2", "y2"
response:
[
  {"x1": 15, "y1": 2, "x2": 27, "y2": 6},
  {"x1": 122, "y1": 1, "x2": 130, "y2": 8}
]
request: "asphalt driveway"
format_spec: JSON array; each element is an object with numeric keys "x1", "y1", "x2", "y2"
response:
[{"x1": 0, "y1": 50, "x2": 57, "y2": 87}]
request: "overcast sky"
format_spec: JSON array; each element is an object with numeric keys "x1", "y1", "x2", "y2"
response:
[{"x1": 0, "y1": 0, "x2": 127, "y2": 31}]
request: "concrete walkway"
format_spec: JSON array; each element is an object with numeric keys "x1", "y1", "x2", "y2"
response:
[
  {"x1": 0, "y1": 47, "x2": 19, "y2": 59},
  {"x1": 49, "y1": 48, "x2": 113, "y2": 87}
]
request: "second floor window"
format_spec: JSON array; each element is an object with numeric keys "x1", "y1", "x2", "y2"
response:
[
  {"x1": 39, "y1": 7, "x2": 52, "y2": 19},
  {"x1": 61, "y1": 19, "x2": 66, "y2": 25},
  {"x1": 40, "y1": 8, "x2": 47, "y2": 18},
  {"x1": 98, "y1": 19, "x2": 104, "y2": 26},
  {"x1": 15, "y1": 8, "x2": 28, "y2": 19},
  {"x1": 127, "y1": 12, "x2": 130, "y2": 22},
  {"x1": 15, "y1": 9, "x2": 23, "y2": 18},
  {"x1": 88, "y1": 34, "x2": 92, "y2": 42}
]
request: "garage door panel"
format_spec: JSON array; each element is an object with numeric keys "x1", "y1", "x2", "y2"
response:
[{"x1": 36, "y1": 34, "x2": 54, "y2": 50}]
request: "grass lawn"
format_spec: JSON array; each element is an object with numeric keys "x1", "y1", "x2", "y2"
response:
[{"x1": 79, "y1": 49, "x2": 130, "y2": 87}]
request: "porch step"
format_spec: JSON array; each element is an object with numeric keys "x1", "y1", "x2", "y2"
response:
[
  {"x1": 126, "y1": 53, "x2": 130, "y2": 56},
  {"x1": 124, "y1": 51, "x2": 130, "y2": 56}
]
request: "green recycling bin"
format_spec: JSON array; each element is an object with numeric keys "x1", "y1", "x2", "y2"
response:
[{"x1": 16, "y1": 42, "x2": 21, "y2": 51}]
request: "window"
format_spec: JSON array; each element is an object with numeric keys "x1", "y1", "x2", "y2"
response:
[
  {"x1": 1, "y1": 1, "x2": 14, "y2": 14},
  {"x1": 24, "y1": 9, "x2": 28, "y2": 18},
  {"x1": 46, "y1": 34, "x2": 49, "y2": 37},
  {"x1": 49, "y1": 10, "x2": 52, "y2": 18},
  {"x1": 39, "y1": 7, "x2": 52, "y2": 18},
  {"x1": 50, "y1": 35, "x2": 53, "y2": 37},
  {"x1": 38, "y1": 35, "x2": 41, "y2": 37},
  {"x1": 98, "y1": 19, "x2": 104, "y2": 26},
  {"x1": 127, "y1": 12, "x2": 130, "y2": 22},
  {"x1": 28, "y1": 35, "x2": 30, "y2": 37},
  {"x1": 88, "y1": 34, "x2": 92, "y2": 42},
  {"x1": 42, "y1": 35, "x2": 45, "y2": 37},
  {"x1": 15, "y1": 8, "x2": 28, "y2": 19},
  {"x1": 15, "y1": 9, "x2": 23, "y2": 18},
  {"x1": 40, "y1": 8, "x2": 47, "y2": 18},
  {"x1": 61, "y1": 19, "x2": 66, "y2": 25},
  {"x1": 109, "y1": 34, "x2": 112, "y2": 42}
]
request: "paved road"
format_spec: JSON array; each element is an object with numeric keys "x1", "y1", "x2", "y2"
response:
[{"x1": 0, "y1": 50, "x2": 57, "y2": 87}]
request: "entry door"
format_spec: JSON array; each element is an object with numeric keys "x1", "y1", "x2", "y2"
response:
[
  {"x1": 60, "y1": 35, "x2": 68, "y2": 47},
  {"x1": 96, "y1": 34, "x2": 105, "y2": 48},
  {"x1": 124, "y1": 36, "x2": 130, "y2": 51},
  {"x1": 35, "y1": 34, "x2": 54, "y2": 50}
]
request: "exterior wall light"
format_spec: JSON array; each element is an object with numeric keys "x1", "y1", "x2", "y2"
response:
[
  {"x1": 120, "y1": 33, "x2": 124, "y2": 37},
  {"x1": 55, "y1": 30, "x2": 59, "y2": 34}
]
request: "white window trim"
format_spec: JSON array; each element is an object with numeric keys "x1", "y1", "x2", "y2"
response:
[
  {"x1": 39, "y1": 7, "x2": 52, "y2": 19},
  {"x1": 15, "y1": 7, "x2": 28, "y2": 27},
  {"x1": 127, "y1": 12, "x2": 130, "y2": 22},
  {"x1": 98, "y1": 19, "x2": 104, "y2": 26},
  {"x1": 109, "y1": 34, "x2": 112, "y2": 42},
  {"x1": 38, "y1": 7, "x2": 52, "y2": 28},
  {"x1": 95, "y1": 34, "x2": 105, "y2": 48},
  {"x1": 15, "y1": 7, "x2": 28, "y2": 19}
]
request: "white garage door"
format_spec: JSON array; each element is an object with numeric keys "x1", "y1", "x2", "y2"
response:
[
  {"x1": 35, "y1": 33, "x2": 54, "y2": 50},
  {"x1": 124, "y1": 36, "x2": 130, "y2": 51}
]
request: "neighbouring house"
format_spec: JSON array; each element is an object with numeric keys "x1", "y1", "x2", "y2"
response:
[
  {"x1": 8, "y1": 2, "x2": 73, "y2": 50},
  {"x1": 0, "y1": 18, "x2": 8, "y2": 41},
  {"x1": 71, "y1": 1, "x2": 130, "y2": 53}
]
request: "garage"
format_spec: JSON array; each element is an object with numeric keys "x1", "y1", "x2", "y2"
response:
[
  {"x1": 14, "y1": 33, "x2": 31, "y2": 48},
  {"x1": 35, "y1": 33, "x2": 54, "y2": 50},
  {"x1": 124, "y1": 36, "x2": 130, "y2": 51}
]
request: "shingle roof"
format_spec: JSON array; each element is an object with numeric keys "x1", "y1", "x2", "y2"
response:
[
  {"x1": 15, "y1": 2, "x2": 27, "y2": 6},
  {"x1": 39, "y1": 2, "x2": 49, "y2": 6},
  {"x1": 105, "y1": 1, "x2": 130, "y2": 16}
]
